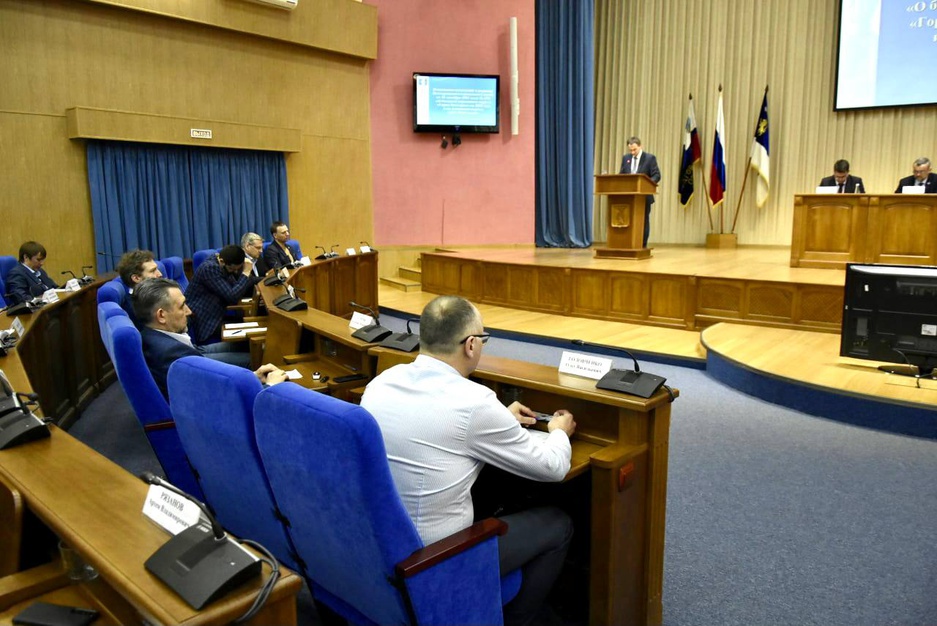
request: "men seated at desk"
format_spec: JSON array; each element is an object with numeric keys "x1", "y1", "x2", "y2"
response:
[
  {"x1": 241, "y1": 232, "x2": 269, "y2": 278},
  {"x1": 134, "y1": 278, "x2": 286, "y2": 399},
  {"x1": 360, "y1": 295, "x2": 576, "y2": 626},
  {"x1": 6, "y1": 241, "x2": 58, "y2": 305},
  {"x1": 819, "y1": 159, "x2": 864, "y2": 193},
  {"x1": 185, "y1": 245, "x2": 260, "y2": 346},
  {"x1": 263, "y1": 221, "x2": 299, "y2": 271},
  {"x1": 895, "y1": 157, "x2": 937, "y2": 193},
  {"x1": 115, "y1": 249, "x2": 163, "y2": 320}
]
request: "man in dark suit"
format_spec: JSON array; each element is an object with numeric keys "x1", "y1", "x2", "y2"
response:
[
  {"x1": 262, "y1": 221, "x2": 300, "y2": 271},
  {"x1": 895, "y1": 157, "x2": 937, "y2": 193},
  {"x1": 819, "y1": 159, "x2": 864, "y2": 193},
  {"x1": 241, "y1": 232, "x2": 269, "y2": 278},
  {"x1": 619, "y1": 136, "x2": 661, "y2": 248},
  {"x1": 184, "y1": 245, "x2": 259, "y2": 346},
  {"x1": 6, "y1": 241, "x2": 58, "y2": 305},
  {"x1": 115, "y1": 249, "x2": 163, "y2": 321},
  {"x1": 134, "y1": 278, "x2": 285, "y2": 399}
]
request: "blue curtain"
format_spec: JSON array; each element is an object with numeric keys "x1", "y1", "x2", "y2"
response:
[
  {"x1": 535, "y1": 0, "x2": 595, "y2": 247},
  {"x1": 87, "y1": 141, "x2": 288, "y2": 272}
]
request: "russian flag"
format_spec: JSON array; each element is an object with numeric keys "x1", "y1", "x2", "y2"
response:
[{"x1": 709, "y1": 90, "x2": 727, "y2": 207}]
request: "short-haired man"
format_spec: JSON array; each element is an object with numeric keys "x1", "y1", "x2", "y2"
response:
[
  {"x1": 361, "y1": 295, "x2": 576, "y2": 626},
  {"x1": 819, "y1": 159, "x2": 864, "y2": 193},
  {"x1": 134, "y1": 278, "x2": 286, "y2": 399},
  {"x1": 115, "y1": 249, "x2": 163, "y2": 319},
  {"x1": 619, "y1": 136, "x2": 661, "y2": 248},
  {"x1": 262, "y1": 221, "x2": 300, "y2": 271},
  {"x1": 240, "y1": 232, "x2": 269, "y2": 278},
  {"x1": 184, "y1": 245, "x2": 258, "y2": 346},
  {"x1": 896, "y1": 157, "x2": 937, "y2": 193},
  {"x1": 6, "y1": 241, "x2": 58, "y2": 305}
]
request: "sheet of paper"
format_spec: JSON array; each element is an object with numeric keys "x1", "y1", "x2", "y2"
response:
[
  {"x1": 225, "y1": 321, "x2": 260, "y2": 329},
  {"x1": 285, "y1": 369, "x2": 303, "y2": 380},
  {"x1": 222, "y1": 327, "x2": 266, "y2": 338}
]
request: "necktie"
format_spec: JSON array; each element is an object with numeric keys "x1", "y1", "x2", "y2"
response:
[
  {"x1": 838, "y1": 184, "x2": 844, "y2": 193},
  {"x1": 631, "y1": 157, "x2": 638, "y2": 174}
]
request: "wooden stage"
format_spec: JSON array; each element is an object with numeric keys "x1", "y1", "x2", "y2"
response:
[{"x1": 379, "y1": 244, "x2": 937, "y2": 438}]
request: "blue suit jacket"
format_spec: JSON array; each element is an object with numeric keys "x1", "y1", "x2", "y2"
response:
[
  {"x1": 141, "y1": 327, "x2": 202, "y2": 399},
  {"x1": 5, "y1": 264, "x2": 58, "y2": 305},
  {"x1": 620, "y1": 152, "x2": 661, "y2": 205}
]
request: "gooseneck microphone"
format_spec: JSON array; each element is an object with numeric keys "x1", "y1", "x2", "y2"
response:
[
  {"x1": 314, "y1": 245, "x2": 328, "y2": 260},
  {"x1": 360, "y1": 240, "x2": 377, "y2": 252},
  {"x1": 61, "y1": 270, "x2": 77, "y2": 280},
  {"x1": 570, "y1": 339, "x2": 667, "y2": 399},
  {"x1": 348, "y1": 301, "x2": 392, "y2": 343},
  {"x1": 379, "y1": 317, "x2": 421, "y2": 352},
  {"x1": 138, "y1": 472, "x2": 262, "y2": 609},
  {"x1": 80, "y1": 265, "x2": 95, "y2": 284},
  {"x1": 329, "y1": 244, "x2": 340, "y2": 258}
]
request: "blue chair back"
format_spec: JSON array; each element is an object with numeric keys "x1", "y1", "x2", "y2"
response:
[
  {"x1": 160, "y1": 256, "x2": 188, "y2": 291},
  {"x1": 192, "y1": 249, "x2": 218, "y2": 273},
  {"x1": 0, "y1": 256, "x2": 16, "y2": 288},
  {"x1": 97, "y1": 305, "x2": 203, "y2": 499},
  {"x1": 155, "y1": 260, "x2": 167, "y2": 280},
  {"x1": 253, "y1": 384, "x2": 511, "y2": 626},
  {"x1": 96, "y1": 278, "x2": 127, "y2": 306},
  {"x1": 167, "y1": 356, "x2": 299, "y2": 571},
  {"x1": 0, "y1": 277, "x2": 6, "y2": 308}
]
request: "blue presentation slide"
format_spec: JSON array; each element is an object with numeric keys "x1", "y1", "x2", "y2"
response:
[{"x1": 415, "y1": 75, "x2": 497, "y2": 127}]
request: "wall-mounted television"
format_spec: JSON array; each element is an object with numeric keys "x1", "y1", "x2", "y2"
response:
[
  {"x1": 840, "y1": 263, "x2": 937, "y2": 377},
  {"x1": 413, "y1": 72, "x2": 500, "y2": 134}
]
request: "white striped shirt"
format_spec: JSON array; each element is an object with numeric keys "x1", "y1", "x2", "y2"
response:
[{"x1": 360, "y1": 355, "x2": 571, "y2": 544}]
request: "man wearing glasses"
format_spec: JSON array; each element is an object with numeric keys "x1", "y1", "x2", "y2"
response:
[{"x1": 361, "y1": 295, "x2": 576, "y2": 626}]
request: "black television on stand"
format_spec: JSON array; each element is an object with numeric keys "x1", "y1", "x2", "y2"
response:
[{"x1": 840, "y1": 263, "x2": 937, "y2": 378}]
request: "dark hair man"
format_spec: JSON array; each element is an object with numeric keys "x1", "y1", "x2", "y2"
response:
[
  {"x1": 819, "y1": 159, "x2": 864, "y2": 193},
  {"x1": 262, "y1": 221, "x2": 300, "y2": 271},
  {"x1": 184, "y1": 244, "x2": 258, "y2": 345},
  {"x1": 619, "y1": 136, "x2": 661, "y2": 248},
  {"x1": 6, "y1": 241, "x2": 58, "y2": 305},
  {"x1": 361, "y1": 295, "x2": 576, "y2": 626}
]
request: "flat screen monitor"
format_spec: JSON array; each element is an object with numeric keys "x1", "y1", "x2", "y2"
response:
[
  {"x1": 413, "y1": 72, "x2": 500, "y2": 134},
  {"x1": 840, "y1": 263, "x2": 937, "y2": 376}
]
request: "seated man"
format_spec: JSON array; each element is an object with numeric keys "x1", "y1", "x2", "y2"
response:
[
  {"x1": 184, "y1": 245, "x2": 259, "y2": 346},
  {"x1": 819, "y1": 159, "x2": 864, "y2": 193},
  {"x1": 360, "y1": 295, "x2": 576, "y2": 626},
  {"x1": 133, "y1": 278, "x2": 286, "y2": 399},
  {"x1": 262, "y1": 221, "x2": 300, "y2": 271},
  {"x1": 6, "y1": 241, "x2": 58, "y2": 305},
  {"x1": 241, "y1": 232, "x2": 269, "y2": 278},
  {"x1": 115, "y1": 249, "x2": 163, "y2": 320},
  {"x1": 895, "y1": 157, "x2": 937, "y2": 193}
]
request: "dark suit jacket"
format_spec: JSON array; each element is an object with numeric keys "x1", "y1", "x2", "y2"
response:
[
  {"x1": 262, "y1": 241, "x2": 300, "y2": 272},
  {"x1": 184, "y1": 261, "x2": 257, "y2": 345},
  {"x1": 140, "y1": 327, "x2": 202, "y2": 399},
  {"x1": 619, "y1": 151, "x2": 661, "y2": 205},
  {"x1": 819, "y1": 175, "x2": 864, "y2": 193},
  {"x1": 895, "y1": 173, "x2": 937, "y2": 193},
  {"x1": 5, "y1": 264, "x2": 58, "y2": 305},
  {"x1": 250, "y1": 254, "x2": 270, "y2": 278}
]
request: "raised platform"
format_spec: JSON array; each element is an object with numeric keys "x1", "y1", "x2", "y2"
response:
[{"x1": 420, "y1": 245, "x2": 844, "y2": 333}]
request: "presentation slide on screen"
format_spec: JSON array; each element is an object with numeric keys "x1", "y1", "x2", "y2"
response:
[
  {"x1": 414, "y1": 75, "x2": 497, "y2": 127},
  {"x1": 837, "y1": 0, "x2": 937, "y2": 109}
]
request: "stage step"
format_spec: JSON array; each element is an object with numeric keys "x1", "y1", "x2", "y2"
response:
[
  {"x1": 399, "y1": 265, "x2": 422, "y2": 281},
  {"x1": 380, "y1": 275, "x2": 422, "y2": 292}
]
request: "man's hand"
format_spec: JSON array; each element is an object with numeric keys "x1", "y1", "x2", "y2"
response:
[
  {"x1": 242, "y1": 257, "x2": 254, "y2": 276},
  {"x1": 547, "y1": 410, "x2": 576, "y2": 438},
  {"x1": 506, "y1": 401, "x2": 537, "y2": 426},
  {"x1": 254, "y1": 363, "x2": 288, "y2": 386}
]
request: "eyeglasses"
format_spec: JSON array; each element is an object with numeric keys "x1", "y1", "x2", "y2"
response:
[{"x1": 459, "y1": 333, "x2": 490, "y2": 345}]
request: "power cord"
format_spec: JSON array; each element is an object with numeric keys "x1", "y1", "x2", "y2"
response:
[{"x1": 234, "y1": 539, "x2": 280, "y2": 623}]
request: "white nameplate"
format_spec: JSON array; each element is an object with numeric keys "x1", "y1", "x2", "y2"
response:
[
  {"x1": 902, "y1": 185, "x2": 926, "y2": 194},
  {"x1": 349, "y1": 311, "x2": 375, "y2": 330},
  {"x1": 558, "y1": 351, "x2": 613, "y2": 380},
  {"x1": 359, "y1": 245, "x2": 372, "y2": 254},
  {"x1": 345, "y1": 247, "x2": 357, "y2": 256},
  {"x1": 41, "y1": 289, "x2": 59, "y2": 304},
  {"x1": 300, "y1": 256, "x2": 312, "y2": 266},
  {"x1": 923, "y1": 323, "x2": 936, "y2": 337},
  {"x1": 65, "y1": 278, "x2": 81, "y2": 291},
  {"x1": 142, "y1": 484, "x2": 202, "y2": 536},
  {"x1": 226, "y1": 321, "x2": 259, "y2": 329},
  {"x1": 11, "y1": 317, "x2": 25, "y2": 338},
  {"x1": 190, "y1": 128, "x2": 212, "y2": 139},
  {"x1": 813, "y1": 186, "x2": 838, "y2": 194}
]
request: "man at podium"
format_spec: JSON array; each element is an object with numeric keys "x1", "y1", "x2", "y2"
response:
[
  {"x1": 895, "y1": 157, "x2": 937, "y2": 193},
  {"x1": 818, "y1": 159, "x2": 864, "y2": 193},
  {"x1": 619, "y1": 136, "x2": 660, "y2": 247}
]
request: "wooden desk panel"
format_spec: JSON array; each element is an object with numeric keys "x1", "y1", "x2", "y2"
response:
[{"x1": 285, "y1": 252, "x2": 378, "y2": 317}]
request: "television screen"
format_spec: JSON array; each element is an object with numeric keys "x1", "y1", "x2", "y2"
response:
[
  {"x1": 413, "y1": 73, "x2": 500, "y2": 134},
  {"x1": 840, "y1": 263, "x2": 937, "y2": 376},
  {"x1": 835, "y1": 0, "x2": 937, "y2": 110}
]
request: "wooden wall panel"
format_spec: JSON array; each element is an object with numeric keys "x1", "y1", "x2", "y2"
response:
[
  {"x1": 571, "y1": 271, "x2": 609, "y2": 316},
  {"x1": 647, "y1": 277, "x2": 687, "y2": 325},
  {"x1": 609, "y1": 275, "x2": 648, "y2": 318}
]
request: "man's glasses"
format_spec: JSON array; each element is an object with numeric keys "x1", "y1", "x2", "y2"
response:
[{"x1": 459, "y1": 333, "x2": 490, "y2": 345}]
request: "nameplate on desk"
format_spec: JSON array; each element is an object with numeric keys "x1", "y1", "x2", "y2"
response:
[
  {"x1": 65, "y1": 278, "x2": 81, "y2": 291},
  {"x1": 142, "y1": 484, "x2": 202, "y2": 536},
  {"x1": 349, "y1": 311, "x2": 375, "y2": 330},
  {"x1": 359, "y1": 245, "x2": 372, "y2": 254},
  {"x1": 300, "y1": 256, "x2": 312, "y2": 266},
  {"x1": 558, "y1": 351, "x2": 613, "y2": 380},
  {"x1": 345, "y1": 247, "x2": 357, "y2": 256},
  {"x1": 11, "y1": 318, "x2": 25, "y2": 338},
  {"x1": 41, "y1": 290, "x2": 59, "y2": 304},
  {"x1": 902, "y1": 185, "x2": 926, "y2": 194}
]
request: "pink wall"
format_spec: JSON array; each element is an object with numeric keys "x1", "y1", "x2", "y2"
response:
[{"x1": 367, "y1": 0, "x2": 536, "y2": 246}]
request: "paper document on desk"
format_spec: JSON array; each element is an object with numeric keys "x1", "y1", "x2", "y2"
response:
[
  {"x1": 222, "y1": 327, "x2": 266, "y2": 338},
  {"x1": 226, "y1": 321, "x2": 260, "y2": 329},
  {"x1": 285, "y1": 369, "x2": 303, "y2": 380}
]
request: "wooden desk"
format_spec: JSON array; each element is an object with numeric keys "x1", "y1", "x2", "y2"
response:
[
  {"x1": 791, "y1": 194, "x2": 937, "y2": 268},
  {"x1": 284, "y1": 252, "x2": 379, "y2": 316},
  {"x1": 368, "y1": 346, "x2": 677, "y2": 626},
  {"x1": 0, "y1": 427, "x2": 301, "y2": 625}
]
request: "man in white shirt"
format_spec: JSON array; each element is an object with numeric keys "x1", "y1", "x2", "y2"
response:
[{"x1": 361, "y1": 295, "x2": 576, "y2": 626}]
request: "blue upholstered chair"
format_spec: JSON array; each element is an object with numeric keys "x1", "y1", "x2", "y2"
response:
[
  {"x1": 0, "y1": 256, "x2": 16, "y2": 288},
  {"x1": 166, "y1": 356, "x2": 300, "y2": 571},
  {"x1": 160, "y1": 256, "x2": 188, "y2": 291},
  {"x1": 155, "y1": 260, "x2": 167, "y2": 280},
  {"x1": 0, "y1": 277, "x2": 6, "y2": 308},
  {"x1": 253, "y1": 384, "x2": 520, "y2": 626},
  {"x1": 96, "y1": 302, "x2": 203, "y2": 499},
  {"x1": 192, "y1": 249, "x2": 219, "y2": 273},
  {"x1": 96, "y1": 277, "x2": 127, "y2": 306}
]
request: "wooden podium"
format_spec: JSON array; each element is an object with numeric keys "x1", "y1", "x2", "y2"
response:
[{"x1": 595, "y1": 174, "x2": 658, "y2": 260}]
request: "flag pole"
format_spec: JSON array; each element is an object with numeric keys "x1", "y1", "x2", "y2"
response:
[
  {"x1": 688, "y1": 92, "x2": 716, "y2": 232},
  {"x1": 731, "y1": 84, "x2": 768, "y2": 233}
]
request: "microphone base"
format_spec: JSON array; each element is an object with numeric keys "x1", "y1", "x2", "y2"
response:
[
  {"x1": 263, "y1": 275, "x2": 284, "y2": 286},
  {"x1": 352, "y1": 324, "x2": 392, "y2": 343},
  {"x1": 273, "y1": 295, "x2": 307, "y2": 312},
  {"x1": 595, "y1": 369, "x2": 666, "y2": 399},
  {"x1": 145, "y1": 523, "x2": 262, "y2": 610},
  {"x1": 0, "y1": 411, "x2": 50, "y2": 450},
  {"x1": 378, "y1": 332, "x2": 420, "y2": 352}
]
